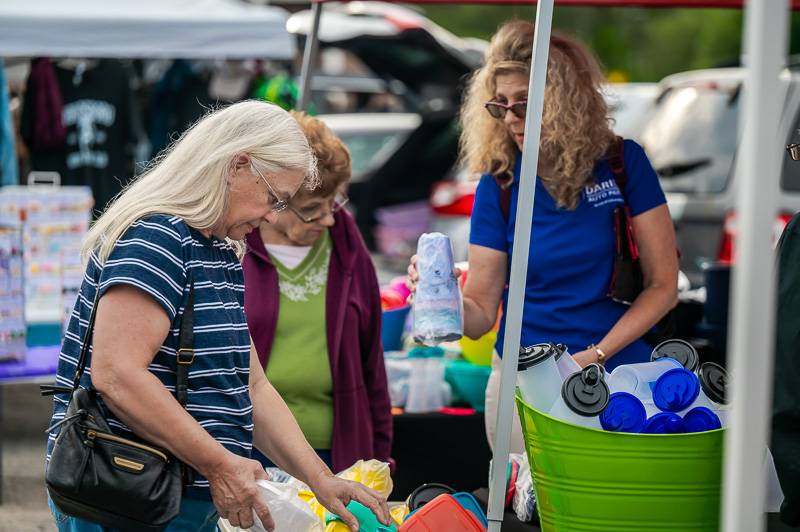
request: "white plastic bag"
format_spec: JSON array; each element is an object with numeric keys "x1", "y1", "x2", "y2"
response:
[
  {"x1": 764, "y1": 447, "x2": 785, "y2": 513},
  {"x1": 251, "y1": 480, "x2": 323, "y2": 532},
  {"x1": 511, "y1": 453, "x2": 536, "y2": 523}
]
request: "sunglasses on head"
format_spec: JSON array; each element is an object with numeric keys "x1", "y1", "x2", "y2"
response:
[
  {"x1": 787, "y1": 143, "x2": 800, "y2": 161},
  {"x1": 484, "y1": 100, "x2": 527, "y2": 120}
]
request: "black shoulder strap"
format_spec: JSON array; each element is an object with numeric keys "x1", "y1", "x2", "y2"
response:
[
  {"x1": 41, "y1": 286, "x2": 101, "y2": 398},
  {"x1": 175, "y1": 281, "x2": 195, "y2": 408},
  {"x1": 70, "y1": 285, "x2": 102, "y2": 392},
  {"x1": 608, "y1": 136, "x2": 628, "y2": 198}
]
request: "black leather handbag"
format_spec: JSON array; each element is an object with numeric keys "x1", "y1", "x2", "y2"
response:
[{"x1": 41, "y1": 284, "x2": 195, "y2": 530}]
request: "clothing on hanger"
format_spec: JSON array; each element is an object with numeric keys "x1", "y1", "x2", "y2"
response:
[
  {"x1": 20, "y1": 58, "x2": 67, "y2": 152},
  {"x1": 21, "y1": 59, "x2": 138, "y2": 215}
]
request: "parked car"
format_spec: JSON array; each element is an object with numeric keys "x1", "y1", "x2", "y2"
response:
[
  {"x1": 605, "y1": 82, "x2": 659, "y2": 141},
  {"x1": 288, "y1": 2, "x2": 484, "y2": 116},
  {"x1": 640, "y1": 66, "x2": 800, "y2": 287},
  {"x1": 318, "y1": 112, "x2": 421, "y2": 184}
]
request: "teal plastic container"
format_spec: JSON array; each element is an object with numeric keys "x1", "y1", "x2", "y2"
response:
[
  {"x1": 326, "y1": 501, "x2": 396, "y2": 532},
  {"x1": 516, "y1": 394, "x2": 724, "y2": 531},
  {"x1": 445, "y1": 359, "x2": 491, "y2": 411}
]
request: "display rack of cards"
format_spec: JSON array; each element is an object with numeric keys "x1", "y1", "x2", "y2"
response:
[
  {"x1": 0, "y1": 223, "x2": 25, "y2": 362},
  {"x1": 0, "y1": 186, "x2": 93, "y2": 346}
]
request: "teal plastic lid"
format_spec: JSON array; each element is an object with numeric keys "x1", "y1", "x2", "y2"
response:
[
  {"x1": 561, "y1": 363, "x2": 609, "y2": 416},
  {"x1": 643, "y1": 412, "x2": 686, "y2": 434},
  {"x1": 653, "y1": 368, "x2": 700, "y2": 412},
  {"x1": 408, "y1": 346, "x2": 445, "y2": 359},
  {"x1": 683, "y1": 406, "x2": 722, "y2": 433},
  {"x1": 600, "y1": 392, "x2": 647, "y2": 433}
]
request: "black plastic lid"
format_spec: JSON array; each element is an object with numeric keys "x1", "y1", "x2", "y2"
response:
[
  {"x1": 407, "y1": 483, "x2": 456, "y2": 511},
  {"x1": 517, "y1": 343, "x2": 557, "y2": 371},
  {"x1": 561, "y1": 363, "x2": 610, "y2": 416},
  {"x1": 651, "y1": 339, "x2": 699, "y2": 372},
  {"x1": 699, "y1": 362, "x2": 728, "y2": 405}
]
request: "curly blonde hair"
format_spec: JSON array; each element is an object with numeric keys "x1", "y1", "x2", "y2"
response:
[
  {"x1": 290, "y1": 111, "x2": 352, "y2": 198},
  {"x1": 459, "y1": 21, "x2": 616, "y2": 209}
]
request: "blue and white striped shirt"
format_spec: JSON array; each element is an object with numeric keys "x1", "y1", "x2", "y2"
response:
[{"x1": 46, "y1": 215, "x2": 252, "y2": 499}]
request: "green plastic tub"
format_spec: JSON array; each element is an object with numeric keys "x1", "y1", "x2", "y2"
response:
[{"x1": 516, "y1": 395, "x2": 724, "y2": 531}]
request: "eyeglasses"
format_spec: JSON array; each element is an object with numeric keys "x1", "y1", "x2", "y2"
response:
[
  {"x1": 787, "y1": 143, "x2": 800, "y2": 161},
  {"x1": 252, "y1": 165, "x2": 289, "y2": 213},
  {"x1": 484, "y1": 100, "x2": 527, "y2": 120},
  {"x1": 287, "y1": 193, "x2": 350, "y2": 224}
]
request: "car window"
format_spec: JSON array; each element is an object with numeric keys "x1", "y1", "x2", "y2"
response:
[
  {"x1": 640, "y1": 82, "x2": 740, "y2": 195},
  {"x1": 782, "y1": 108, "x2": 800, "y2": 192},
  {"x1": 336, "y1": 130, "x2": 410, "y2": 179}
]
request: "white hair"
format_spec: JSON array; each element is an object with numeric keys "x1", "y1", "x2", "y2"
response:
[{"x1": 82, "y1": 100, "x2": 318, "y2": 264}]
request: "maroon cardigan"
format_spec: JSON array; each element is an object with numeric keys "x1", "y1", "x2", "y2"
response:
[{"x1": 243, "y1": 210, "x2": 393, "y2": 472}]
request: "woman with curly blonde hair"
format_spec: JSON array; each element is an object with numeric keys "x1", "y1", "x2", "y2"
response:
[{"x1": 409, "y1": 22, "x2": 678, "y2": 451}]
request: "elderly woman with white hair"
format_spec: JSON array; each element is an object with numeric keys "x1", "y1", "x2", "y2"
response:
[{"x1": 43, "y1": 101, "x2": 389, "y2": 532}]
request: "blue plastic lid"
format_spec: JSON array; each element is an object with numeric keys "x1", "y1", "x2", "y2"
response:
[
  {"x1": 653, "y1": 368, "x2": 700, "y2": 412},
  {"x1": 452, "y1": 492, "x2": 488, "y2": 527},
  {"x1": 683, "y1": 407, "x2": 722, "y2": 433},
  {"x1": 600, "y1": 392, "x2": 647, "y2": 433},
  {"x1": 643, "y1": 412, "x2": 686, "y2": 434}
]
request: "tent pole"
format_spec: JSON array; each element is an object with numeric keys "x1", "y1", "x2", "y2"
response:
[
  {"x1": 297, "y1": 1, "x2": 322, "y2": 111},
  {"x1": 721, "y1": 1, "x2": 789, "y2": 531},
  {"x1": 486, "y1": 1, "x2": 553, "y2": 530}
]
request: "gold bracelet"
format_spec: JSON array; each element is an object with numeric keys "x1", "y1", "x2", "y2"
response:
[{"x1": 589, "y1": 344, "x2": 606, "y2": 365}]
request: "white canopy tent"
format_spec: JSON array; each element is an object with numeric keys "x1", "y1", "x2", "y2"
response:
[
  {"x1": 0, "y1": 0, "x2": 296, "y2": 59},
  {"x1": 296, "y1": 1, "x2": 795, "y2": 531}
]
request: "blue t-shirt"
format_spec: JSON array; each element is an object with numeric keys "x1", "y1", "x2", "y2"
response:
[
  {"x1": 46, "y1": 215, "x2": 252, "y2": 500},
  {"x1": 469, "y1": 140, "x2": 666, "y2": 371}
]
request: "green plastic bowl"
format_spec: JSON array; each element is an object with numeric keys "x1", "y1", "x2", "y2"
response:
[
  {"x1": 516, "y1": 395, "x2": 724, "y2": 531},
  {"x1": 445, "y1": 360, "x2": 491, "y2": 412}
]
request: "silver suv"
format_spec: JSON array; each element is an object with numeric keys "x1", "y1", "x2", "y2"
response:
[{"x1": 640, "y1": 67, "x2": 800, "y2": 287}]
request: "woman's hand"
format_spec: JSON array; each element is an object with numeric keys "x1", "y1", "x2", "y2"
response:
[
  {"x1": 405, "y1": 255, "x2": 419, "y2": 302},
  {"x1": 310, "y1": 471, "x2": 391, "y2": 530},
  {"x1": 571, "y1": 349, "x2": 600, "y2": 369},
  {"x1": 207, "y1": 453, "x2": 273, "y2": 530}
]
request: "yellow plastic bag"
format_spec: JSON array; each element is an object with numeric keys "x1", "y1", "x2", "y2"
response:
[
  {"x1": 303, "y1": 459, "x2": 394, "y2": 529},
  {"x1": 299, "y1": 490, "x2": 327, "y2": 522},
  {"x1": 335, "y1": 459, "x2": 393, "y2": 498},
  {"x1": 389, "y1": 504, "x2": 409, "y2": 527}
]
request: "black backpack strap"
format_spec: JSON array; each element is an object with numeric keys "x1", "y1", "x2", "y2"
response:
[{"x1": 175, "y1": 281, "x2": 194, "y2": 408}]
